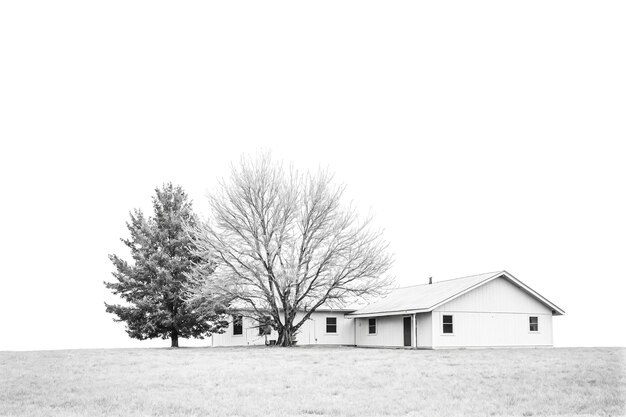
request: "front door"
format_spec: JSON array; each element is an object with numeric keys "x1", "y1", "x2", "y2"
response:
[{"x1": 403, "y1": 316, "x2": 412, "y2": 347}]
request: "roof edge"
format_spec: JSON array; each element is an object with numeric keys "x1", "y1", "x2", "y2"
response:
[
  {"x1": 427, "y1": 270, "x2": 565, "y2": 316},
  {"x1": 499, "y1": 270, "x2": 565, "y2": 316},
  {"x1": 346, "y1": 308, "x2": 430, "y2": 318},
  {"x1": 347, "y1": 270, "x2": 565, "y2": 317},
  {"x1": 228, "y1": 307, "x2": 358, "y2": 313},
  {"x1": 389, "y1": 270, "x2": 505, "y2": 291}
]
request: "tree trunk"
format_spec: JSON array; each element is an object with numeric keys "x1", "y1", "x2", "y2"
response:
[
  {"x1": 278, "y1": 320, "x2": 294, "y2": 347},
  {"x1": 171, "y1": 330, "x2": 179, "y2": 348},
  {"x1": 279, "y1": 327, "x2": 291, "y2": 347},
  {"x1": 275, "y1": 302, "x2": 307, "y2": 346}
]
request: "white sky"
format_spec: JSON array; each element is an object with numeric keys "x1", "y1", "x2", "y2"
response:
[{"x1": 1, "y1": 1, "x2": 624, "y2": 351}]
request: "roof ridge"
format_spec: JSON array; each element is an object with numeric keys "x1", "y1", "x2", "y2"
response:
[{"x1": 392, "y1": 270, "x2": 503, "y2": 290}]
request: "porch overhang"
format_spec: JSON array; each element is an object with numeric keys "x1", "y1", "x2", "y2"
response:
[{"x1": 346, "y1": 309, "x2": 429, "y2": 319}]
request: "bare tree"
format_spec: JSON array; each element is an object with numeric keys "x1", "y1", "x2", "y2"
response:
[{"x1": 186, "y1": 153, "x2": 393, "y2": 346}]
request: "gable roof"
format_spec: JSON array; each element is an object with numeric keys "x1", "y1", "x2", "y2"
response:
[{"x1": 347, "y1": 270, "x2": 565, "y2": 318}]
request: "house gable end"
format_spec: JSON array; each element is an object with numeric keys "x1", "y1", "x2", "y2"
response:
[
  {"x1": 434, "y1": 275, "x2": 552, "y2": 314},
  {"x1": 430, "y1": 272, "x2": 564, "y2": 315}
]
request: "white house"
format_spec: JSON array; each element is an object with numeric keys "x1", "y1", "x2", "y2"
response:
[{"x1": 211, "y1": 271, "x2": 564, "y2": 349}]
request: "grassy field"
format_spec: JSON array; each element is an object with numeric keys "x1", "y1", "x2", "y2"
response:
[{"x1": 0, "y1": 346, "x2": 624, "y2": 417}]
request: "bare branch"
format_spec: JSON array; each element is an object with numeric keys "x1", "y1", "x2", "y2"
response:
[{"x1": 185, "y1": 152, "x2": 394, "y2": 346}]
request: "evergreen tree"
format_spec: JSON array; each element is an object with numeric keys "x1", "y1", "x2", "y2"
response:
[{"x1": 104, "y1": 183, "x2": 227, "y2": 347}]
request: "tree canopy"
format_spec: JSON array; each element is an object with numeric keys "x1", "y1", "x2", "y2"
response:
[
  {"x1": 104, "y1": 183, "x2": 227, "y2": 347},
  {"x1": 187, "y1": 154, "x2": 393, "y2": 346}
]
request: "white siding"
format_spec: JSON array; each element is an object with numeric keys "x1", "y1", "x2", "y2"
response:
[
  {"x1": 294, "y1": 312, "x2": 355, "y2": 345},
  {"x1": 436, "y1": 276, "x2": 552, "y2": 314},
  {"x1": 211, "y1": 311, "x2": 355, "y2": 347},
  {"x1": 431, "y1": 311, "x2": 553, "y2": 348},
  {"x1": 432, "y1": 277, "x2": 554, "y2": 348},
  {"x1": 415, "y1": 312, "x2": 432, "y2": 348},
  {"x1": 355, "y1": 316, "x2": 403, "y2": 347},
  {"x1": 211, "y1": 315, "x2": 273, "y2": 346}
]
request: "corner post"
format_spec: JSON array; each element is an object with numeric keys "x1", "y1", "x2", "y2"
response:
[{"x1": 412, "y1": 313, "x2": 417, "y2": 349}]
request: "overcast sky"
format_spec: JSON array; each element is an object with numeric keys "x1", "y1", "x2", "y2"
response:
[{"x1": 1, "y1": 1, "x2": 624, "y2": 351}]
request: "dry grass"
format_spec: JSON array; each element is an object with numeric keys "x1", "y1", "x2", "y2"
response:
[{"x1": 0, "y1": 346, "x2": 624, "y2": 417}]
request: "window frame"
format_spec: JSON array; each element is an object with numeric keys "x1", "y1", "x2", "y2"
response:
[
  {"x1": 442, "y1": 314, "x2": 454, "y2": 335},
  {"x1": 529, "y1": 316, "x2": 539, "y2": 333},
  {"x1": 232, "y1": 314, "x2": 243, "y2": 336},
  {"x1": 325, "y1": 317, "x2": 338, "y2": 334},
  {"x1": 368, "y1": 318, "x2": 377, "y2": 335}
]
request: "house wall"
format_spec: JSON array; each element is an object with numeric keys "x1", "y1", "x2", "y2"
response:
[
  {"x1": 212, "y1": 277, "x2": 558, "y2": 349},
  {"x1": 354, "y1": 316, "x2": 404, "y2": 347},
  {"x1": 211, "y1": 315, "x2": 272, "y2": 346},
  {"x1": 295, "y1": 311, "x2": 355, "y2": 345},
  {"x1": 415, "y1": 312, "x2": 432, "y2": 348},
  {"x1": 211, "y1": 311, "x2": 355, "y2": 347},
  {"x1": 431, "y1": 277, "x2": 554, "y2": 348}
]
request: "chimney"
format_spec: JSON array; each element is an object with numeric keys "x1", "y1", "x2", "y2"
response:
[{"x1": 428, "y1": 277, "x2": 432, "y2": 285}]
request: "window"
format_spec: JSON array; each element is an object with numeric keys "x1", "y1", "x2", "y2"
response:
[
  {"x1": 233, "y1": 315, "x2": 243, "y2": 336},
  {"x1": 326, "y1": 317, "x2": 337, "y2": 333},
  {"x1": 529, "y1": 316, "x2": 539, "y2": 332},
  {"x1": 442, "y1": 315, "x2": 453, "y2": 334},
  {"x1": 258, "y1": 316, "x2": 271, "y2": 336},
  {"x1": 368, "y1": 318, "x2": 377, "y2": 334}
]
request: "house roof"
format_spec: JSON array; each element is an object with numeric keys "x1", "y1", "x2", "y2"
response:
[
  {"x1": 227, "y1": 301, "x2": 359, "y2": 314},
  {"x1": 347, "y1": 270, "x2": 565, "y2": 318}
]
